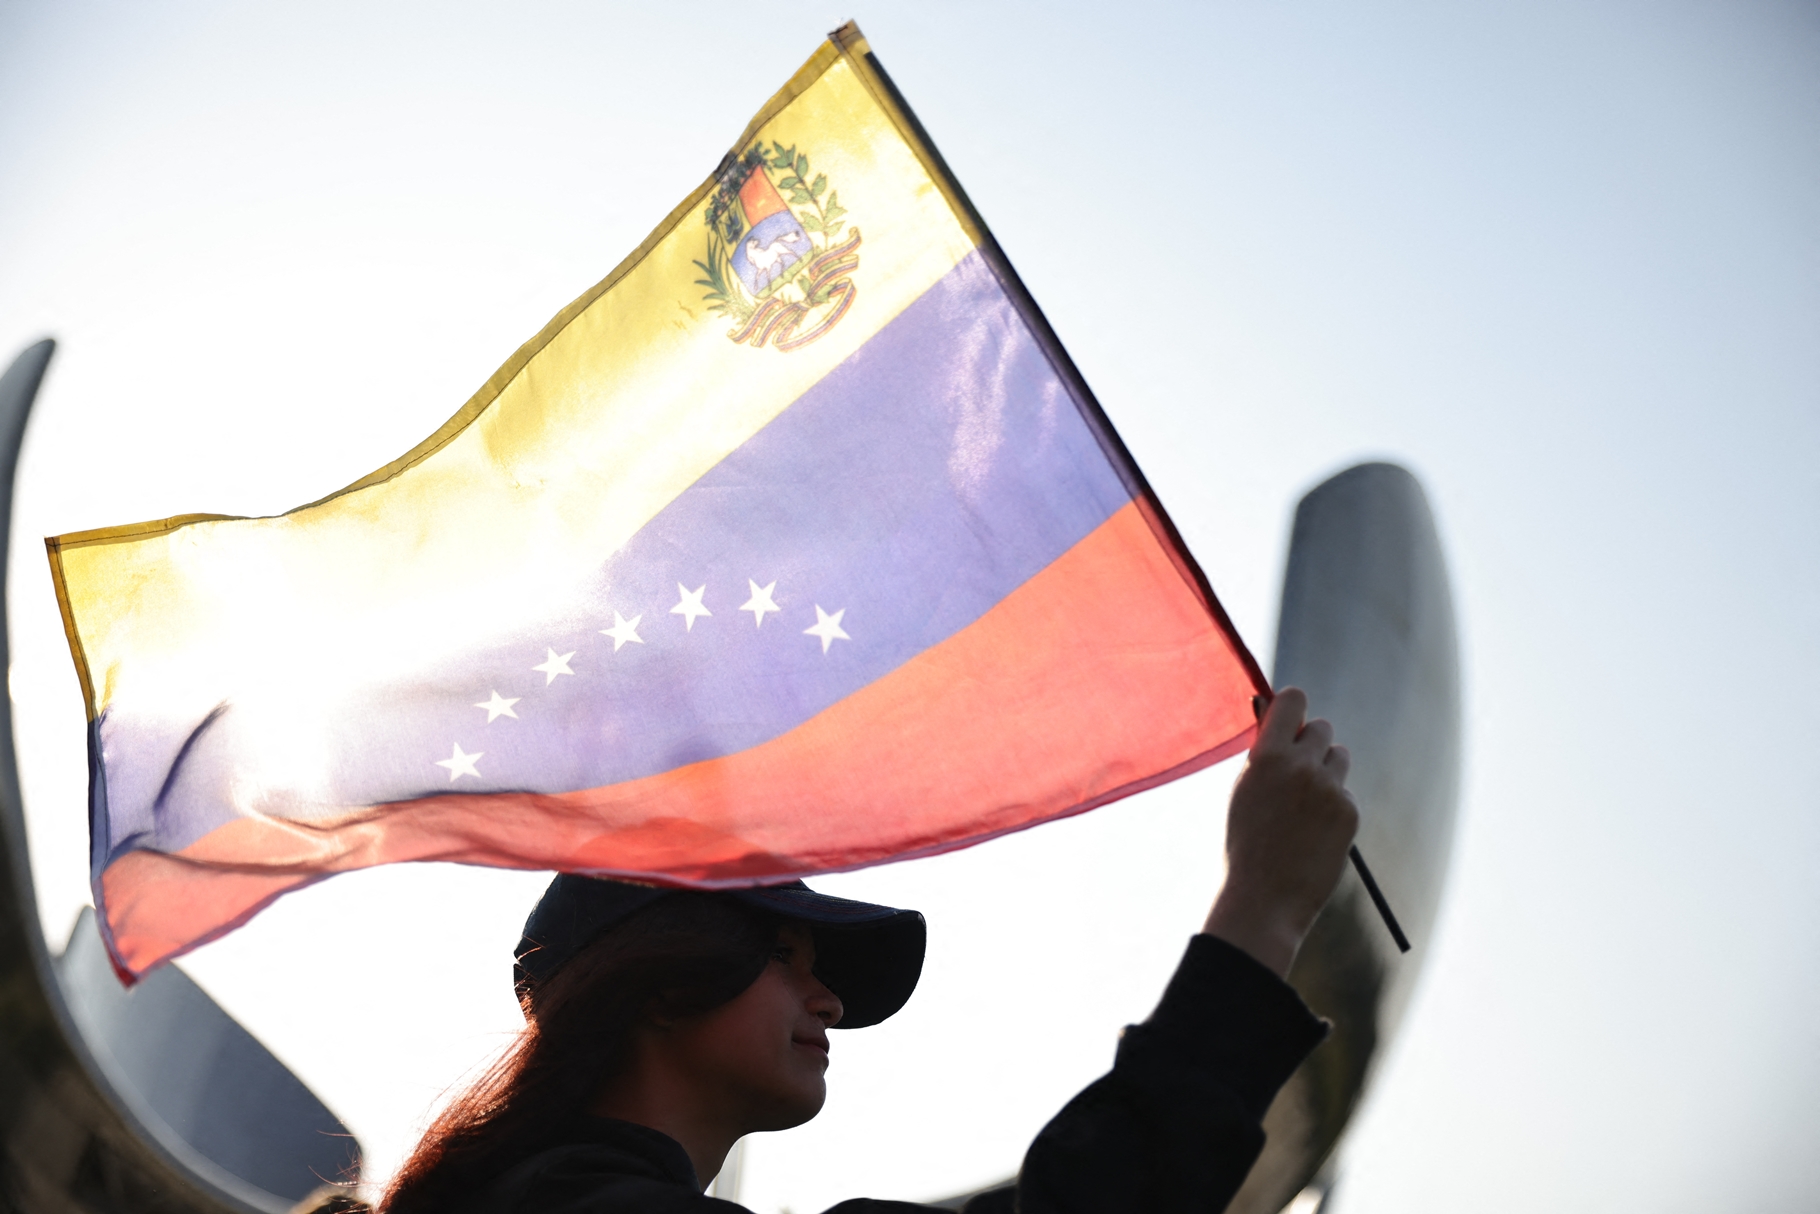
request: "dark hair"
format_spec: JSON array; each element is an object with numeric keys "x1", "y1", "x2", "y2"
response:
[{"x1": 379, "y1": 893, "x2": 781, "y2": 1214}]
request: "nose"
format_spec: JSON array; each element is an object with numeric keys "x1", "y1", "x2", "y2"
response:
[{"x1": 808, "y1": 975, "x2": 843, "y2": 1029}]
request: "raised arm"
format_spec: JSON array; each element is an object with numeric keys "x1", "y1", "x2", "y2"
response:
[{"x1": 969, "y1": 689, "x2": 1359, "y2": 1214}]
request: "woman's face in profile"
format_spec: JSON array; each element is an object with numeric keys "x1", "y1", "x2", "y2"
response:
[{"x1": 660, "y1": 922, "x2": 844, "y2": 1132}]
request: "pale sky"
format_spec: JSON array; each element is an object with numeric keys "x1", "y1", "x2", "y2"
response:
[{"x1": 0, "y1": 3, "x2": 1816, "y2": 1211}]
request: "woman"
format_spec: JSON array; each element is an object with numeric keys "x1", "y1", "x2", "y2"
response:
[{"x1": 380, "y1": 689, "x2": 1358, "y2": 1213}]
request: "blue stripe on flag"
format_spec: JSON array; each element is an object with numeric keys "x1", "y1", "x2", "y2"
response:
[{"x1": 98, "y1": 252, "x2": 1133, "y2": 861}]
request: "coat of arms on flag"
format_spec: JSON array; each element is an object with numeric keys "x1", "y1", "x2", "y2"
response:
[
  {"x1": 47, "y1": 22, "x2": 1268, "y2": 983},
  {"x1": 697, "y1": 141, "x2": 861, "y2": 350}
]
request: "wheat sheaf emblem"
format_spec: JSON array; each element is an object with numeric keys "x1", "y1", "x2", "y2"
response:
[{"x1": 694, "y1": 142, "x2": 861, "y2": 352}]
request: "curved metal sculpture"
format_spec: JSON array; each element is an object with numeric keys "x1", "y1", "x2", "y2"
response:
[
  {"x1": 57, "y1": 908, "x2": 359, "y2": 1208},
  {"x1": 0, "y1": 339, "x2": 359, "y2": 1214},
  {"x1": 1226, "y1": 460, "x2": 1462, "y2": 1213}
]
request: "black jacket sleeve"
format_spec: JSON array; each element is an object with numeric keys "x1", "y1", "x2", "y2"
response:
[{"x1": 967, "y1": 934, "x2": 1327, "y2": 1214}]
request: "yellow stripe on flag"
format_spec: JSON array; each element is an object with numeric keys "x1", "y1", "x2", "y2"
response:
[{"x1": 50, "y1": 34, "x2": 976, "y2": 724}]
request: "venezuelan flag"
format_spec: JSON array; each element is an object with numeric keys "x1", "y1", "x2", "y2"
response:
[{"x1": 49, "y1": 24, "x2": 1267, "y2": 981}]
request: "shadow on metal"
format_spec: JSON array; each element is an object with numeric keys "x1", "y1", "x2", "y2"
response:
[
  {"x1": 0, "y1": 339, "x2": 360, "y2": 1214},
  {"x1": 1225, "y1": 460, "x2": 1461, "y2": 1214}
]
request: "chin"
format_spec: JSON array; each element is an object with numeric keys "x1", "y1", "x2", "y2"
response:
[
  {"x1": 781, "y1": 1078, "x2": 828, "y2": 1127},
  {"x1": 752, "y1": 1080, "x2": 827, "y2": 1132}
]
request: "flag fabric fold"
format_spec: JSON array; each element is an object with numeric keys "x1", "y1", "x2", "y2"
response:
[{"x1": 49, "y1": 23, "x2": 1268, "y2": 981}]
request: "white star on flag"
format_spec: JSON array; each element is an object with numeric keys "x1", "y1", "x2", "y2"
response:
[
  {"x1": 533, "y1": 648, "x2": 576, "y2": 684},
  {"x1": 436, "y1": 742, "x2": 483, "y2": 781},
  {"x1": 671, "y1": 583, "x2": 712, "y2": 631},
  {"x1": 741, "y1": 579, "x2": 781, "y2": 627},
  {"x1": 601, "y1": 611, "x2": 645, "y2": 651},
  {"x1": 474, "y1": 691, "x2": 520, "y2": 722},
  {"x1": 804, "y1": 605, "x2": 850, "y2": 653}
]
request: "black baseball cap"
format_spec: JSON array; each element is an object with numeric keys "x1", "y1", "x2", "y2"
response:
[{"x1": 513, "y1": 875, "x2": 926, "y2": 1029}]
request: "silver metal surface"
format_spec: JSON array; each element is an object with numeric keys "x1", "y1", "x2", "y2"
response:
[
  {"x1": 58, "y1": 908, "x2": 360, "y2": 1207},
  {"x1": 1226, "y1": 461, "x2": 1461, "y2": 1214}
]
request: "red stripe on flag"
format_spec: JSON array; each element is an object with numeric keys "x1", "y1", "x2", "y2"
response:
[{"x1": 100, "y1": 500, "x2": 1262, "y2": 976}]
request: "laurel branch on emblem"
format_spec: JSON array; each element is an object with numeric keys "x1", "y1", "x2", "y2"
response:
[{"x1": 694, "y1": 142, "x2": 862, "y2": 352}]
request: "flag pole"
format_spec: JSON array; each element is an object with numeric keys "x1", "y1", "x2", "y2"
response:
[
  {"x1": 1253, "y1": 695, "x2": 1410, "y2": 953},
  {"x1": 1348, "y1": 846, "x2": 1410, "y2": 953}
]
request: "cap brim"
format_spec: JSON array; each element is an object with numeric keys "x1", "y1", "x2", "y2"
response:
[{"x1": 729, "y1": 884, "x2": 925, "y2": 1029}]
